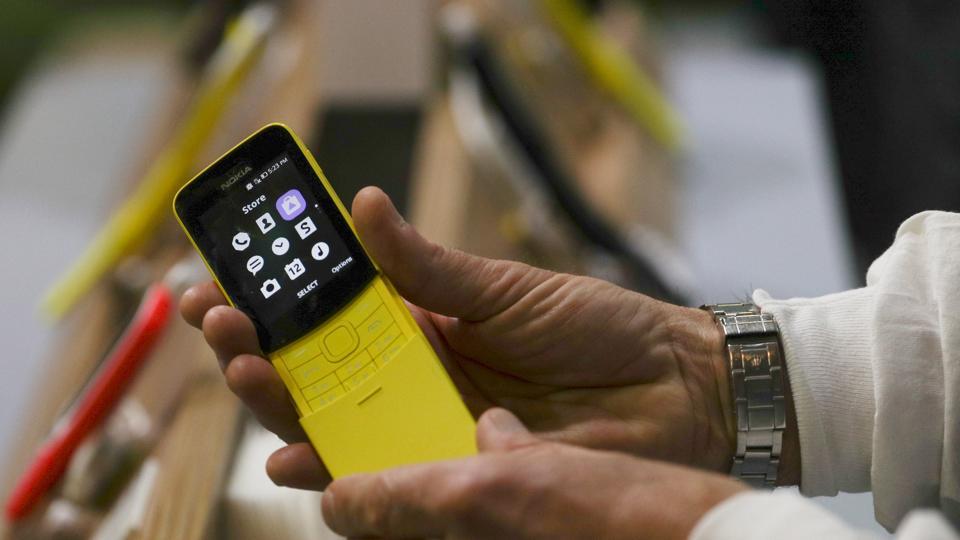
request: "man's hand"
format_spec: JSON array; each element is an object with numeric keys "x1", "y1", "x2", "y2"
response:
[
  {"x1": 180, "y1": 187, "x2": 737, "y2": 489},
  {"x1": 321, "y1": 408, "x2": 747, "y2": 539}
]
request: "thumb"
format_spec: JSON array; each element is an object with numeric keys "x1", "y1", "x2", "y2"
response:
[
  {"x1": 351, "y1": 187, "x2": 552, "y2": 321},
  {"x1": 475, "y1": 408, "x2": 536, "y2": 452}
]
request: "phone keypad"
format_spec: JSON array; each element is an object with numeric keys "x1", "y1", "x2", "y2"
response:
[
  {"x1": 275, "y1": 286, "x2": 407, "y2": 414},
  {"x1": 279, "y1": 340, "x2": 321, "y2": 370},
  {"x1": 343, "y1": 363, "x2": 377, "y2": 390},
  {"x1": 379, "y1": 340, "x2": 404, "y2": 365},
  {"x1": 309, "y1": 385, "x2": 346, "y2": 410},
  {"x1": 338, "y1": 351, "x2": 372, "y2": 379},
  {"x1": 292, "y1": 360, "x2": 330, "y2": 388},
  {"x1": 301, "y1": 373, "x2": 340, "y2": 400},
  {"x1": 368, "y1": 324, "x2": 402, "y2": 357},
  {"x1": 323, "y1": 325, "x2": 358, "y2": 361}
]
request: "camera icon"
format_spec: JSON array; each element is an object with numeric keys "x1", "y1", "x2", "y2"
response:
[{"x1": 260, "y1": 278, "x2": 281, "y2": 299}]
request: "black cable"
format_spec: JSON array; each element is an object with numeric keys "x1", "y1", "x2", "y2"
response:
[{"x1": 459, "y1": 37, "x2": 685, "y2": 304}]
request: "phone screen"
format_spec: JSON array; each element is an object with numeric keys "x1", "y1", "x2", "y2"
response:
[{"x1": 176, "y1": 126, "x2": 377, "y2": 352}]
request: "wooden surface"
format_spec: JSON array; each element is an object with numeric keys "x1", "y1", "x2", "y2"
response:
[
  {"x1": 408, "y1": 96, "x2": 473, "y2": 249},
  {"x1": 138, "y1": 375, "x2": 242, "y2": 540}
]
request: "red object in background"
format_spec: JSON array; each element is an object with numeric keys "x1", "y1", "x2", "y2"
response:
[{"x1": 5, "y1": 283, "x2": 174, "y2": 522}]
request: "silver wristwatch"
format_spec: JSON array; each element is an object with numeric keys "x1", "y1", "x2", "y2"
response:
[{"x1": 702, "y1": 303, "x2": 786, "y2": 488}]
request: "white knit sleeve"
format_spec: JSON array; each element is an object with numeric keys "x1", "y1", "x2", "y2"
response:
[
  {"x1": 690, "y1": 491, "x2": 958, "y2": 540},
  {"x1": 752, "y1": 211, "x2": 960, "y2": 530}
]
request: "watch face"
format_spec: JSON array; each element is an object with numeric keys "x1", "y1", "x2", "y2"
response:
[{"x1": 175, "y1": 125, "x2": 377, "y2": 352}]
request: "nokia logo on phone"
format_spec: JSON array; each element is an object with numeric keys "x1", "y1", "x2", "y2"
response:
[{"x1": 220, "y1": 164, "x2": 253, "y2": 191}]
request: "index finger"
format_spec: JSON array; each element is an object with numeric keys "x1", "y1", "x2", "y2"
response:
[{"x1": 322, "y1": 460, "x2": 469, "y2": 538}]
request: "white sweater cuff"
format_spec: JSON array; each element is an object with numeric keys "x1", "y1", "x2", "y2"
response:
[
  {"x1": 690, "y1": 490, "x2": 870, "y2": 540},
  {"x1": 753, "y1": 288, "x2": 876, "y2": 496}
]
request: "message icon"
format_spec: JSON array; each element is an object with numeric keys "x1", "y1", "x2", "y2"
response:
[{"x1": 246, "y1": 255, "x2": 264, "y2": 275}]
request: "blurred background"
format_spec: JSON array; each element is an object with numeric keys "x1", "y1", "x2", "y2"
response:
[{"x1": 0, "y1": 0, "x2": 956, "y2": 537}]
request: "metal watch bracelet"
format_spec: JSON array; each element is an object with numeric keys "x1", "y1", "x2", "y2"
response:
[{"x1": 702, "y1": 303, "x2": 786, "y2": 488}]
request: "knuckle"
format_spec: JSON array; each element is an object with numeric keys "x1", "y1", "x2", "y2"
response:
[
  {"x1": 441, "y1": 461, "x2": 513, "y2": 517},
  {"x1": 363, "y1": 474, "x2": 398, "y2": 533},
  {"x1": 426, "y1": 239, "x2": 450, "y2": 271},
  {"x1": 222, "y1": 361, "x2": 249, "y2": 393},
  {"x1": 409, "y1": 239, "x2": 447, "y2": 293}
]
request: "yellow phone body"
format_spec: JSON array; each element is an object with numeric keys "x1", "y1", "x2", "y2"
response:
[
  {"x1": 273, "y1": 275, "x2": 476, "y2": 477},
  {"x1": 174, "y1": 124, "x2": 476, "y2": 477}
]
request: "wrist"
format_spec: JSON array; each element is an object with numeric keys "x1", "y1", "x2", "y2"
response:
[{"x1": 666, "y1": 306, "x2": 737, "y2": 472}]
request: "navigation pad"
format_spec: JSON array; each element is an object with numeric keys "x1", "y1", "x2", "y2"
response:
[{"x1": 276, "y1": 284, "x2": 408, "y2": 413}]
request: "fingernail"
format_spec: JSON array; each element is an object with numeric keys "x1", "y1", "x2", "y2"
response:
[{"x1": 486, "y1": 408, "x2": 529, "y2": 435}]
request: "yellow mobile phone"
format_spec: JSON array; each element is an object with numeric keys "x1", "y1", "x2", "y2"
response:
[{"x1": 173, "y1": 124, "x2": 476, "y2": 476}]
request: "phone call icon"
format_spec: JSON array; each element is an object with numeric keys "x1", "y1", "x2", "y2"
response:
[{"x1": 232, "y1": 231, "x2": 251, "y2": 251}]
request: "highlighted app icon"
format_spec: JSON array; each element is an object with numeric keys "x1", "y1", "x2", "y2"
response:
[{"x1": 277, "y1": 189, "x2": 306, "y2": 221}]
